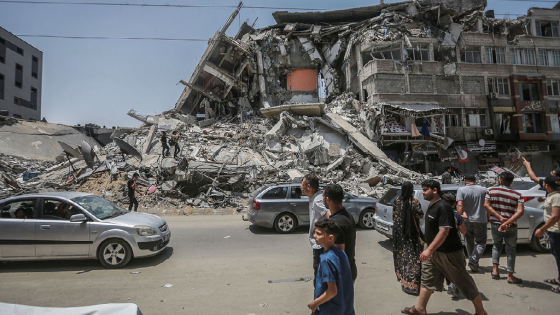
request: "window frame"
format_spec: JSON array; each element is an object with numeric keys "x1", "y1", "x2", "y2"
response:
[
  {"x1": 485, "y1": 47, "x2": 506, "y2": 64},
  {"x1": 547, "y1": 79, "x2": 560, "y2": 96},
  {"x1": 488, "y1": 77, "x2": 510, "y2": 96},
  {"x1": 523, "y1": 113, "x2": 545, "y2": 134},
  {"x1": 407, "y1": 44, "x2": 430, "y2": 61},
  {"x1": 511, "y1": 48, "x2": 536, "y2": 65},
  {"x1": 261, "y1": 186, "x2": 289, "y2": 200},
  {"x1": 462, "y1": 46, "x2": 482, "y2": 63},
  {"x1": 465, "y1": 108, "x2": 488, "y2": 127},
  {"x1": 0, "y1": 199, "x2": 37, "y2": 219}
]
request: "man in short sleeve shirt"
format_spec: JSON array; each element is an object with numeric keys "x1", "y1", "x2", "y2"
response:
[
  {"x1": 302, "y1": 174, "x2": 329, "y2": 287},
  {"x1": 456, "y1": 174, "x2": 488, "y2": 273},
  {"x1": 402, "y1": 180, "x2": 486, "y2": 315}
]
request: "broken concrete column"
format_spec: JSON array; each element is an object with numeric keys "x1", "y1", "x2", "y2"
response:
[{"x1": 256, "y1": 49, "x2": 270, "y2": 108}]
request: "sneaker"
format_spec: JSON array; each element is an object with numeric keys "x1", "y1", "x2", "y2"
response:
[
  {"x1": 468, "y1": 262, "x2": 479, "y2": 273},
  {"x1": 447, "y1": 283, "x2": 459, "y2": 298}
]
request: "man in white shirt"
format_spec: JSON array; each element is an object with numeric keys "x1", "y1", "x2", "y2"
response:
[{"x1": 302, "y1": 174, "x2": 329, "y2": 288}]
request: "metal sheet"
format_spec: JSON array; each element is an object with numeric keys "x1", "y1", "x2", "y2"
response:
[
  {"x1": 81, "y1": 140, "x2": 94, "y2": 169},
  {"x1": 113, "y1": 138, "x2": 142, "y2": 160},
  {"x1": 58, "y1": 141, "x2": 81, "y2": 159}
]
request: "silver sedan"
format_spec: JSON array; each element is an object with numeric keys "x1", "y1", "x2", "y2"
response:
[{"x1": 0, "y1": 192, "x2": 170, "y2": 268}]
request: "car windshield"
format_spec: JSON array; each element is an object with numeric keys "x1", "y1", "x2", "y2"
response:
[
  {"x1": 510, "y1": 181, "x2": 538, "y2": 190},
  {"x1": 379, "y1": 188, "x2": 401, "y2": 205},
  {"x1": 71, "y1": 195, "x2": 128, "y2": 220}
]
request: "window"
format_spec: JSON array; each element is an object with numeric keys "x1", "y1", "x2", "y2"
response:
[
  {"x1": 0, "y1": 199, "x2": 36, "y2": 219},
  {"x1": 496, "y1": 113, "x2": 512, "y2": 134},
  {"x1": 0, "y1": 37, "x2": 5, "y2": 63},
  {"x1": 539, "y1": 50, "x2": 560, "y2": 66},
  {"x1": 547, "y1": 79, "x2": 560, "y2": 96},
  {"x1": 511, "y1": 48, "x2": 536, "y2": 65},
  {"x1": 42, "y1": 200, "x2": 80, "y2": 220},
  {"x1": 371, "y1": 44, "x2": 402, "y2": 60},
  {"x1": 407, "y1": 44, "x2": 430, "y2": 61},
  {"x1": 536, "y1": 20, "x2": 559, "y2": 37},
  {"x1": 261, "y1": 186, "x2": 288, "y2": 199},
  {"x1": 445, "y1": 109, "x2": 462, "y2": 127},
  {"x1": 30, "y1": 87, "x2": 37, "y2": 106},
  {"x1": 462, "y1": 46, "x2": 481, "y2": 63},
  {"x1": 465, "y1": 108, "x2": 487, "y2": 127},
  {"x1": 290, "y1": 186, "x2": 307, "y2": 199},
  {"x1": 488, "y1": 77, "x2": 510, "y2": 95},
  {"x1": 551, "y1": 114, "x2": 560, "y2": 133},
  {"x1": 15, "y1": 64, "x2": 23, "y2": 88},
  {"x1": 523, "y1": 113, "x2": 545, "y2": 133},
  {"x1": 16, "y1": 47, "x2": 23, "y2": 55},
  {"x1": 519, "y1": 82, "x2": 541, "y2": 101},
  {"x1": 0, "y1": 73, "x2": 4, "y2": 100},
  {"x1": 32, "y1": 56, "x2": 39, "y2": 79},
  {"x1": 485, "y1": 47, "x2": 506, "y2": 64}
]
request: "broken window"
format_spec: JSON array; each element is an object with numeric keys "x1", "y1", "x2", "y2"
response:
[
  {"x1": 488, "y1": 77, "x2": 510, "y2": 96},
  {"x1": 539, "y1": 50, "x2": 560, "y2": 66},
  {"x1": 511, "y1": 48, "x2": 536, "y2": 65},
  {"x1": 407, "y1": 44, "x2": 430, "y2": 61},
  {"x1": 32, "y1": 56, "x2": 38, "y2": 79},
  {"x1": 462, "y1": 46, "x2": 481, "y2": 63},
  {"x1": 536, "y1": 20, "x2": 559, "y2": 37},
  {"x1": 519, "y1": 82, "x2": 541, "y2": 101},
  {"x1": 361, "y1": 51, "x2": 373, "y2": 65},
  {"x1": 0, "y1": 73, "x2": 4, "y2": 100},
  {"x1": 485, "y1": 47, "x2": 506, "y2": 64},
  {"x1": 523, "y1": 113, "x2": 544, "y2": 133},
  {"x1": 465, "y1": 108, "x2": 487, "y2": 127},
  {"x1": 445, "y1": 109, "x2": 462, "y2": 127},
  {"x1": 15, "y1": 64, "x2": 23, "y2": 88},
  {"x1": 547, "y1": 79, "x2": 560, "y2": 96},
  {"x1": 371, "y1": 44, "x2": 402, "y2": 60}
]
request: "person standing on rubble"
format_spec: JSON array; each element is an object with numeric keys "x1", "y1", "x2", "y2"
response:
[
  {"x1": 161, "y1": 131, "x2": 170, "y2": 157},
  {"x1": 302, "y1": 174, "x2": 330, "y2": 288},
  {"x1": 171, "y1": 131, "x2": 181, "y2": 159},
  {"x1": 456, "y1": 174, "x2": 488, "y2": 273},
  {"x1": 128, "y1": 173, "x2": 144, "y2": 212}
]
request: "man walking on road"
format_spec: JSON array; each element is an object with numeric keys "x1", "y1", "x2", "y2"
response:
[
  {"x1": 302, "y1": 174, "x2": 329, "y2": 287},
  {"x1": 456, "y1": 174, "x2": 488, "y2": 273},
  {"x1": 485, "y1": 172, "x2": 524, "y2": 284},
  {"x1": 324, "y1": 184, "x2": 357, "y2": 282},
  {"x1": 127, "y1": 173, "x2": 144, "y2": 212},
  {"x1": 402, "y1": 180, "x2": 487, "y2": 315}
]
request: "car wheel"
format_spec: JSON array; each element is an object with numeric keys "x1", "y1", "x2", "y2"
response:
[
  {"x1": 530, "y1": 224, "x2": 551, "y2": 253},
  {"x1": 98, "y1": 239, "x2": 133, "y2": 268},
  {"x1": 359, "y1": 208, "x2": 375, "y2": 229},
  {"x1": 274, "y1": 213, "x2": 297, "y2": 233}
]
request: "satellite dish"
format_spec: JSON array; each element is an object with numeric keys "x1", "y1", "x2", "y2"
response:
[
  {"x1": 81, "y1": 140, "x2": 94, "y2": 169},
  {"x1": 58, "y1": 141, "x2": 81, "y2": 159},
  {"x1": 479, "y1": 139, "x2": 485, "y2": 147},
  {"x1": 113, "y1": 138, "x2": 142, "y2": 161}
]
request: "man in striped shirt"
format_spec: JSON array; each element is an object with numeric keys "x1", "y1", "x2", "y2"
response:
[{"x1": 484, "y1": 172, "x2": 525, "y2": 284}]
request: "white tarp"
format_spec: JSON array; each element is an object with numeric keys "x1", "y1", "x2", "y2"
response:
[{"x1": 0, "y1": 302, "x2": 143, "y2": 315}]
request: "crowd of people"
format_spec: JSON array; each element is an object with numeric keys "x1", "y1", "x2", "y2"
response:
[{"x1": 301, "y1": 158, "x2": 560, "y2": 315}]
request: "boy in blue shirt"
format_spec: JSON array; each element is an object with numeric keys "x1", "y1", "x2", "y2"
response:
[{"x1": 308, "y1": 218, "x2": 355, "y2": 315}]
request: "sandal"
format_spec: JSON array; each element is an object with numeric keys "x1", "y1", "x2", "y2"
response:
[
  {"x1": 507, "y1": 277, "x2": 522, "y2": 284},
  {"x1": 401, "y1": 305, "x2": 427, "y2": 315},
  {"x1": 491, "y1": 273, "x2": 500, "y2": 280},
  {"x1": 544, "y1": 278, "x2": 560, "y2": 285},
  {"x1": 552, "y1": 286, "x2": 560, "y2": 294}
]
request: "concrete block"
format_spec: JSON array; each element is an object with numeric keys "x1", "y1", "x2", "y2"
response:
[
  {"x1": 328, "y1": 143, "x2": 341, "y2": 158},
  {"x1": 287, "y1": 169, "x2": 304, "y2": 180},
  {"x1": 326, "y1": 156, "x2": 345, "y2": 173},
  {"x1": 199, "y1": 118, "x2": 216, "y2": 128}
]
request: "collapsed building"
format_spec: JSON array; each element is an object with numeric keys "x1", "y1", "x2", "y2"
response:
[{"x1": 4, "y1": 0, "x2": 560, "y2": 209}]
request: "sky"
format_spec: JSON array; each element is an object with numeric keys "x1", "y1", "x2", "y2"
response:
[{"x1": 0, "y1": 0, "x2": 558, "y2": 128}]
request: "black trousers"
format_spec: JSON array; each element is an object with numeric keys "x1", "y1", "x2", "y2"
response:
[
  {"x1": 129, "y1": 196, "x2": 138, "y2": 212},
  {"x1": 162, "y1": 143, "x2": 170, "y2": 157},
  {"x1": 313, "y1": 248, "x2": 324, "y2": 288},
  {"x1": 174, "y1": 144, "x2": 180, "y2": 158}
]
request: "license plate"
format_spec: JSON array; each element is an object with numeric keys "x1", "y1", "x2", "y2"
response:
[{"x1": 377, "y1": 222, "x2": 389, "y2": 231}]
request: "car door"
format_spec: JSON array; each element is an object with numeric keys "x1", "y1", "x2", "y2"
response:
[
  {"x1": 35, "y1": 198, "x2": 90, "y2": 257},
  {"x1": 258, "y1": 186, "x2": 290, "y2": 217},
  {"x1": 342, "y1": 192, "x2": 358, "y2": 221},
  {"x1": 289, "y1": 185, "x2": 309, "y2": 224},
  {"x1": 0, "y1": 198, "x2": 38, "y2": 258}
]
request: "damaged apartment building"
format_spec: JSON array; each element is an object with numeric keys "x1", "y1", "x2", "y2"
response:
[{"x1": 173, "y1": 0, "x2": 560, "y2": 176}]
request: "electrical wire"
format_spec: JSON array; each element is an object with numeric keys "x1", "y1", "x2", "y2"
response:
[{"x1": 16, "y1": 34, "x2": 209, "y2": 41}]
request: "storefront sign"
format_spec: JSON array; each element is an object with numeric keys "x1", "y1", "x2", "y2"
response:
[
  {"x1": 521, "y1": 101, "x2": 544, "y2": 112},
  {"x1": 523, "y1": 143, "x2": 549, "y2": 153},
  {"x1": 467, "y1": 141, "x2": 497, "y2": 153}
]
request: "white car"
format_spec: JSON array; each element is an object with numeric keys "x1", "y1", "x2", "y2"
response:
[{"x1": 510, "y1": 178, "x2": 545, "y2": 209}]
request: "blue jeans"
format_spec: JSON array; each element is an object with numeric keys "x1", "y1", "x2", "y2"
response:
[
  {"x1": 491, "y1": 225, "x2": 517, "y2": 273},
  {"x1": 548, "y1": 231, "x2": 560, "y2": 280}
]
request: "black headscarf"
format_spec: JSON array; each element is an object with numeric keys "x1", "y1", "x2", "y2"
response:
[{"x1": 400, "y1": 182, "x2": 417, "y2": 238}]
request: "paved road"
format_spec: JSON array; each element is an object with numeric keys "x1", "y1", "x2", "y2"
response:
[{"x1": 0, "y1": 214, "x2": 558, "y2": 314}]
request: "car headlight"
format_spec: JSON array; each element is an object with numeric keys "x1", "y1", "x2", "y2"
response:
[{"x1": 135, "y1": 226, "x2": 158, "y2": 236}]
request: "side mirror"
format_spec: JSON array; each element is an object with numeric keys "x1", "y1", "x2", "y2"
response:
[{"x1": 70, "y1": 214, "x2": 87, "y2": 222}]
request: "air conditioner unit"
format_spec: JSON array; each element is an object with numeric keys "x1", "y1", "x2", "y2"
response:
[
  {"x1": 489, "y1": 92, "x2": 498, "y2": 99},
  {"x1": 484, "y1": 129, "x2": 494, "y2": 135}
]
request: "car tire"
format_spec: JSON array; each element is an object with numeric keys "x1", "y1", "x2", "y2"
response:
[
  {"x1": 359, "y1": 208, "x2": 375, "y2": 230},
  {"x1": 530, "y1": 224, "x2": 551, "y2": 253},
  {"x1": 274, "y1": 212, "x2": 297, "y2": 233},
  {"x1": 98, "y1": 238, "x2": 133, "y2": 268}
]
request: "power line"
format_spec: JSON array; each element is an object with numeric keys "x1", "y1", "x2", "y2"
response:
[{"x1": 16, "y1": 35, "x2": 210, "y2": 41}]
